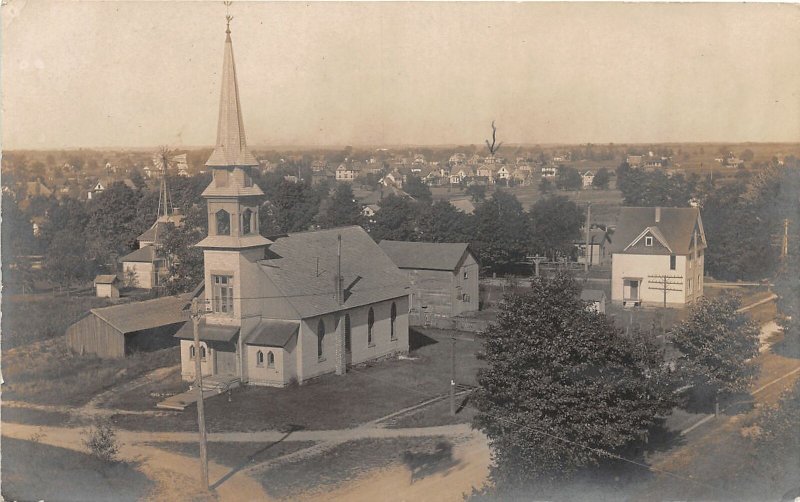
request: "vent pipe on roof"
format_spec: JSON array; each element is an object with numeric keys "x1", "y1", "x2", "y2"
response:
[{"x1": 655, "y1": 207, "x2": 661, "y2": 223}]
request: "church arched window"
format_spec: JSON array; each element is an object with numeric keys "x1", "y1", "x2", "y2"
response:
[
  {"x1": 267, "y1": 351, "x2": 275, "y2": 368},
  {"x1": 367, "y1": 308, "x2": 375, "y2": 346},
  {"x1": 256, "y1": 350, "x2": 264, "y2": 367},
  {"x1": 242, "y1": 208, "x2": 253, "y2": 235},
  {"x1": 216, "y1": 209, "x2": 231, "y2": 236},
  {"x1": 317, "y1": 319, "x2": 325, "y2": 361}
]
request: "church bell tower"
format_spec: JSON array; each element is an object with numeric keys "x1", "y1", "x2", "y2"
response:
[{"x1": 197, "y1": 17, "x2": 270, "y2": 325}]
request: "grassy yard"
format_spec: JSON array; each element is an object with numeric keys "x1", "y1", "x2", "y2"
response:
[
  {"x1": 146, "y1": 439, "x2": 317, "y2": 470},
  {"x1": 111, "y1": 329, "x2": 484, "y2": 433},
  {"x1": 257, "y1": 436, "x2": 458, "y2": 500},
  {"x1": 2, "y1": 336, "x2": 180, "y2": 406},
  {"x1": 1, "y1": 437, "x2": 153, "y2": 502},
  {"x1": 1, "y1": 293, "x2": 113, "y2": 349}
]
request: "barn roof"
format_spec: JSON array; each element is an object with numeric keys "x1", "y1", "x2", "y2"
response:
[
  {"x1": 259, "y1": 226, "x2": 409, "y2": 319},
  {"x1": 609, "y1": 207, "x2": 705, "y2": 255},
  {"x1": 378, "y1": 240, "x2": 473, "y2": 272},
  {"x1": 90, "y1": 296, "x2": 190, "y2": 335}
]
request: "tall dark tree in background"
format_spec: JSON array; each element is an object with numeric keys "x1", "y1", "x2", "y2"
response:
[
  {"x1": 555, "y1": 166, "x2": 582, "y2": 191},
  {"x1": 592, "y1": 167, "x2": 611, "y2": 189},
  {"x1": 259, "y1": 180, "x2": 322, "y2": 235},
  {"x1": 529, "y1": 195, "x2": 583, "y2": 259},
  {"x1": 472, "y1": 192, "x2": 530, "y2": 274},
  {"x1": 162, "y1": 205, "x2": 207, "y2": 295},
  {"x1": 318, "y1": 183, "x2": 362, "y2": 229},
  {"x1": 85, "y1": 181, "x2": 141, "y2": 268},
  {"x1": 403, "y1": 175, "x2": 433, "y2": 203},
  {"x1": 466, "y1": 184, "x2": 487, "y2": 202},
  {"x1": 368, "y1": 194, "x2": 419, "y2": 242},
  {"x1": 473, "y1": 273, "x2": 675, "y2": 496},
  {"x1": 45, "y1": 230, "x2": 92, "y2": 293},
  {"x1": 416, "y1": 200, "x2": 472, "y2": 243}
]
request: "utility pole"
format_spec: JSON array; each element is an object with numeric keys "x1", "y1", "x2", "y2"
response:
[
  {"x1": 190, "y1": 298, "x2": 209, "y2": 491},
  {"x1": 531, "y1": 255, "x2": 546, "y2": 277},
  {"x1": 781, "y1": 218, "x2": 789, "y2": 260},
  {"x1": 647, "y1": 274, "x2": 684, "y2": 309},
  {"x1": 584, "y1": 202, "x2": 592, "y2": 273},
  {"x1": 450, "y1": 335, "x2": 456, "y2": 416}
]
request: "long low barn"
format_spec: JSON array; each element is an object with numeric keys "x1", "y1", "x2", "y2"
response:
[{"x1": 66, "y1": 295, "x2": 191, "y2": 358}]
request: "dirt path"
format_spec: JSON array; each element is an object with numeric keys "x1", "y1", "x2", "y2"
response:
[
  {"x1": 84, "y1": 365, "x2": 179, "y2": 411},
  {"x1": 292, "y1": 433, "x2": 491, "y2": 502},
  {"x1": 2, "y1": 422, "x2": 271, "y2": 502}
]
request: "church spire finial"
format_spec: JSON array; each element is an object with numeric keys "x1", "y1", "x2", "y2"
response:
[{"x1": 224, "y1": 1, "x2": 233, "y2": 35}]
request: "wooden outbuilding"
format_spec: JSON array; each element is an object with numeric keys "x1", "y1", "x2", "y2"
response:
[
  {"x1": 66, "y1": 295, "x2": 190, "y2": 358},
  {"x1": 94, "y1": 274, "x2": 121, "y2": 298}
]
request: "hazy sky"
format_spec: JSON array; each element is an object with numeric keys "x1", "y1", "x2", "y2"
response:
[{"x1": 3, "y1": 1, "x2": 799, "y2": 149}]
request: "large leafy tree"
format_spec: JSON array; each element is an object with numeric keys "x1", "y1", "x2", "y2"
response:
[
  {"x1": 671, "y1": 295, "x2": 760, "y2": 398},
  {"x1": 45, "y1": 230, "x2": 93, "y2": 293},
  {"x1": 85, "y1": 181, "x2": 141, "y2": 266},
  {"x1": 473, "y1": 273, "x2": 675, "y2": 493},
  {"x1": 368, "y1": 194, "x2": 420, "y2": 242},
  {"x1": 592, "y1": 167, "x2": 611, "y2": 189},
  {"x1": 472, "y1": 191, "x2": 530, "y2": 274},
  {"x1": 529, "y1": 195, "x2": 583, "y2": 259},
  {"x1": 162, "y1": 205, "x2": 207, "y2": 295},
  {"x1": 403, "y1": 175, "x2": 433, "y2": 203},
  {"x1": 555, "y1": 166, "x2": 582, "y2": 191},
  {"x1": 416, "y1": 200, "x2": 472, "y2": 243},
  {"x1": 259, "y1": 180, "x2": 322, "y2": 235},
  {"x1": 317, "y1": 183, "x2": 362, "y2": 229}
]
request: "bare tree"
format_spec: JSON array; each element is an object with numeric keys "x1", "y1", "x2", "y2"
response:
[{"x1": 485, "y1": 120, "x2": 503, "y2": 157}]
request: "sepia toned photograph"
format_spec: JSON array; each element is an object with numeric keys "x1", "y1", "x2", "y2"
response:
[{"x1": 1, "y1": 1, "x2": 799, "y2": 500}]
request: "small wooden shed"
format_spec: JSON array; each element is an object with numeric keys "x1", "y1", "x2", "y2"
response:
[
  {"x1": 66, "y1": 295, "x2": 190, "y2": 358},
  {"x1": 94, "y1": 274, "x2": 121, "y2": 298}
]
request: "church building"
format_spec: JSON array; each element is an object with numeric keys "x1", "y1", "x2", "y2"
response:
[{"x1": 175, "y1": 21, "x2": 410, "y2": 387}]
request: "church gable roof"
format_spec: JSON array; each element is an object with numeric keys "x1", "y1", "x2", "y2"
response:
[{"x1": 258, "y1": 226, "x2": 409, "y2": 319}]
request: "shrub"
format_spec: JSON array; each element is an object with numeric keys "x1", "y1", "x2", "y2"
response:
[{"x1": 83, "y1": 421, "x2": 120, "y2": 463}]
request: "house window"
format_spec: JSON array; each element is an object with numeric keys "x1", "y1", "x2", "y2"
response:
[
  {"x1": 645, "y1": 236, "x2": 653, "y2": 247},
  {"x1": 688, "y1": 278, "x2": 693, "y2": 294},
  {"x1": 267, "y1": 351, "x2": 275, "y2": 368},
  {"x1": 367, "y1": 307, "x2": 375, "y2": 346},
  {"x1": 256, "y1": 350, "x2": 264, "y2": 367},
  {"x1": 212, "y1": 275, "x2": 234, "y2": 315},
  {"x1": 390, "y1": 303, "x2": 397, "y2": 341},
  {"x1": 317, "y1": 319, "x2": 325, "y2": 360},
  {"x1": 463, "y1": 270, "x2": 468, "y2": 280},
  {"x1": 200, "y1": 346, "x2": 207, "y2": 361},
  {"x1": 670, "y1": 254, "x2": 676, "y2": 270},
  {"x1": 242, "y1": 209, "x2": 252, "y2": 235},
  {"x1": 216, "y1": 209, "x2": 231, "y2": 236}
]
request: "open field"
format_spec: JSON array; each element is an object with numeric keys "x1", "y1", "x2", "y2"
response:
[
  {"x1": 1, "y1": 437, "x2": 153, "y2": 502},
  {"x1": 108, "y1": 328, "x2": 484, "y2": 432},
  {"x1": 1, "y1": 293, "x2": 112, "y2": 349},
  {"x1": 2, "y1": 336, "x2": 180, "y2": 406}
]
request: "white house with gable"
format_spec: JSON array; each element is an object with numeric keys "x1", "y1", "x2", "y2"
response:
[{"x1": 610, "y1": 206, "x2": 706, "y2": 308}]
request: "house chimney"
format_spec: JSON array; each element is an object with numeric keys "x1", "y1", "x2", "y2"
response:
[{"x1": 655, "y1": 206, "x2": 661, "y2": 223}]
